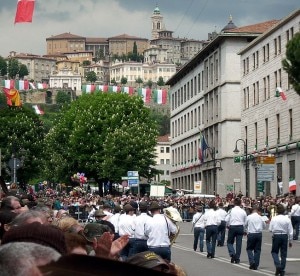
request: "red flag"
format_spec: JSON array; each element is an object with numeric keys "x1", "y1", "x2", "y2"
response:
[{"x1": 15, "y1": 0, "x2": 35, "y2": 24}]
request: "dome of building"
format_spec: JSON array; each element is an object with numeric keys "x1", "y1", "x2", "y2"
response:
[
  {"x1": 221, "y1": 15, "x2": 237, "y2": 31},
  {"x1": 153, "y1": 6, "x2": 160, "y2": 14}
]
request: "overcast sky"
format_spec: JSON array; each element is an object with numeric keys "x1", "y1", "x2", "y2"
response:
[{"x1": 0, "y1": 0, "x2": 299, "y2": 57}]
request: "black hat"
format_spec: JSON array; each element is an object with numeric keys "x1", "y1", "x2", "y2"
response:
[
  {"x1": 82, "y1": 223, "x2": 111, "y2": 242},
  {"x1": 149, "y1": 202, "x2": 162, "y2": 211},
  {"x1": 127, "y1": 251, "x2": 170, "y2": 270},
  {"x1": 139, "y1": 201, "x2": 148, "y2": 211},
  {"x1": 123, "y1": 204, "x2": 135, "y2": 213},
  {"x1": 114, "y1": 204, "x2": 122, "y2": 213},
  {"x1": 94, "y1": 209, "x2": 106, "y2": 217}
]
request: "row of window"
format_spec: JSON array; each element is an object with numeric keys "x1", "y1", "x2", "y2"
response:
[
  {"x1": 245, "y1": 109, "x2": 293, "y2": 149},
  {"x1": 243, "y1": 27, "x2": 295, "y2": 75}
]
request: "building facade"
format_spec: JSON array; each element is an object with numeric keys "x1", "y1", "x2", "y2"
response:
[
  {"x1": 239, "y1": 9, "x2": 300, "y2": 197},
  {"x1": 154, "y1": 135, "x2": 172, "y2": 183},
  {"x1": 8, "y1": 52, "x2": 56, "y2": 82},
  {"x1": 166, "y1": 20, "x2": 278, "y2": 196},
  {"x1": 49, "y1": 67, "x2": 82, "y2": 92}
]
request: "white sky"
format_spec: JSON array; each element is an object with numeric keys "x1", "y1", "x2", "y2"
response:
[{"x1": 0, "y1": 0, "x2": 299, "y2": 57}]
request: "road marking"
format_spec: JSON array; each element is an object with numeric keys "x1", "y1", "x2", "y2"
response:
[
  {"x1": 286, "y1": 258, "x2": 300, "y2": 262},
  {"x1": 173, "y1": 244, "x2": 275, "y2": 276}
]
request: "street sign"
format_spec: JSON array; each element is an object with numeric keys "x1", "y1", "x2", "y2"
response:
[
  {"x1": 226, "y1": 185, "x2": 234, "y2": 191},
  {"x1": 257, "y1": 164, "x2": 275, "y2": 181},
  {"x1": 128, "y1": 179, "x2": 139, "y2": 187},
  {"x1": 256, "y1": 156, "x2": 276, "y2": 164},
  {"x1": 257, "y1": 181, "x2": 264, "y2": 192},
  {"x1": 127, "y1": 171, "x2": 139, "y2": 177}
]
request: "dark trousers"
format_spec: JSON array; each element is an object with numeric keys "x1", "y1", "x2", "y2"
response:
[
  {"x1": 148, "y1": 246, "x2": 171, "y2": 262},
  {"x1": 120, "y1": 238, "x2": 135, "y2": 261},
  {"x1": 271, "y1": 234, "x2": 288, "y2": 272},
  {"x1": 132, "y1": 239, "x2": 148, "y2": 255},
  {"x1": 291, "y1": 216, "x2": 300, "y2": 240},
  {"x1": 246, "y1": 233, "x2": 262, "y2": 268},
  {"x1": 206, "y1": 225, "x2": 218, "y2": 256},
  {"x1": 217, "y1": 221, "x2": 226, "y2": 246},
  {"x1": 193, "y1": 227, "x2": 205, "y2": 252},
  {"x1": 227, "y1": 225, "x2": 244, "y2": 261}
]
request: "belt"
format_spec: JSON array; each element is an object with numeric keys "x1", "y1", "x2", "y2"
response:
[
  {"x1": 273, "y1": 232, "x2": 287, "y2": 235},
  {"x1": 135, "y1": 238, "x2": 147, "y2": 241},
  {"x1": 148, "y1": 245, "x2": 170, "y2": 248},
  {"x1": 248, "y1": 232, "x2": 262, "y2": 234}
]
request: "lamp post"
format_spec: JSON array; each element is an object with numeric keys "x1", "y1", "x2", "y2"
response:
[
  {"x1": 207, "y1": 147, "x2": 222, "y2": 195},
  {"x1": 233, "y1": 139, "x2": 249, "y2": 197}
]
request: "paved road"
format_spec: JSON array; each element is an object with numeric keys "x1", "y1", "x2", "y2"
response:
[{"x1": 171, "y1": 222, "x2": 300, "y2": 276}]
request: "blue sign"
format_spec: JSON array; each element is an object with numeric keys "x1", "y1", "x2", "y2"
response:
[{"x1": 128, "y1": 179, "x2": 139, "y2": 187}]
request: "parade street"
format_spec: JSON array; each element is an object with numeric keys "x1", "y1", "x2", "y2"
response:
[{"x1": 172, "y1": 222, "x2": 300, "y2": 276}]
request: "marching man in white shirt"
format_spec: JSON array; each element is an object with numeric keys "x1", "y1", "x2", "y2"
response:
[
  {"x1": 269, "y1": 204, "x2": 293, "y2": 276},
  {"x1": 145, "y1": 201, "x2": 178, "y2": 262},
  {"x1": 245, "y1": 205, "x2": 266, "y2": 270}
]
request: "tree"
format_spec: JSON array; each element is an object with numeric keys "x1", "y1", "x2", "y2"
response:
[
  {"x1": 282, "y1": 33, "x2": 300, "y2": 95},
  {"x1": 121, "y1": 76, "x2": 128, "y2": 85},
  {"x1": 42, "y1": 93, "x2": 158, "y2": 191},
  {"x1": 0, "y1": 56, "x2": 7, "y2": 76},
  {"x1": 85, "y1": 71, "x2": 97, "y2": 83},
  {"x1": 7, "y1": 58, "x2": 19, "y2": 79},
  {"x1": 111, "y1": 78, "x2": 117, "y2": 85},
  {"x1": 18, "y1": 64, "x2": 29, "y2": 79},
  {"x1": 93, "y1": 49, "x2": 104, "y2": 63},
  {"x1": 135, "y1": 77, "x2": 143, "y2": 87},
  {"x1": 0, "y1": 106, "x2": 46, "y2": 183},
  {"x1": 146, "y1": 79, "x2": 153, "y2": 89},
  {"x1": 82, "y1": 60, "x2": 91, "y2": 66},
  {"x1": 157, "y1": 76, "x2": 165, "y2": 87},
  {"x1": 56, "y1": 91, "x2": 71, "y2": 105},
  {"x1": 132, "y1": 41, "x2": 138, "y2": 61}
]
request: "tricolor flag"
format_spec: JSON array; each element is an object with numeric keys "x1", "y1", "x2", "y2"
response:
[
  {"x1": 137, "y1": 88, "x2": 151, "y2": 103},
  {"x1": 3, "y1": 80, "x2": 15, "y2": 89},
  {"x1": 122, "y1": 86, "x2": 134, "y2": 95},
  {"x1": 82, "y1": 84, "x2": 96, "y2": 93},
  {"x1": 15, "y1": 80, "x2": 29, "y2": 90},
  {"x1": 29, "y1": 82, "x2": 36, "y2": 89},
  {"x1": 109, "y1": 86, "x2": 121, "y2": 93},
  {"x1": 32, "y1": 105, "x2": 44, "y2": 115},
  {"x1": 15, "y1": 0, "x2": 35, "y2": 24},
  {"x1": 98, "y1": 85, "x2": 109, "y2": 92},
  {"x1": 275, "y1": 87, "x2": 287, "y2": 101},
  {"x1": 37, "y1": 82, "x2": 48, "y2": 89},
  {"x1": 198, "y1": 131, "x2": 208, "y2": 164},
  {"x1": 154, "y1": 89, "x2": 167, "y2": 104},
  {"x1": 2, "y1": 88, "x2": 22, "y2": 106},
  {"x1": 289, "y1": 178, "x2": 296, "y2": 192}
]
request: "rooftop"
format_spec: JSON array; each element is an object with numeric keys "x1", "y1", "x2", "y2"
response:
[{"x1": 46, "y1": 32, "x2": 86, "y2": 40}]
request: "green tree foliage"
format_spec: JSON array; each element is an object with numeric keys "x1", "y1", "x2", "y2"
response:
[
  {"x1": 82, "y1": 60, "x2": 91, "y2": 66},
  {"x1": 111, "y1": 78, "x2": 117, "y2": 85},
  {"x1": 18, "y1": 64, "x2": 29, "y2": 79},
  {"x1": 282, "y1": 33, "x2": 300, "y2": 95},
  {"x1": 121, "y1": 76, "x2": 128, "y2": 85},
  {"x1": 8, "y1": 58, "x2": 19, "y2": 79},
  {"x1": 157, "y1": 76, "x2": 165, "y2": 87},
  {"x1": 132, "y1": 41, "x2": 138, "y2": 61},
  {"x1": 42, "y1": 93, "x2": 158, "y2": 184},
  {"x1": 56, "y1": 91, "x2": 71, "y2": 105},
  {"x1": 150, "y1": 109, "x2": 170, "y2": 136},
  {"x1": 146, "y1": 79, "x2": 153, "y2": 88},
  {"x1": 0, "y1": 106, "x2": 45, "y2": 182},
  {"x1": 0, "y1": 56, "x2": 7, "y2": 76},
  {"x1": 135, "y1": 77, "x2": 143, "y2": 87},
  {"x1": 85, "y1": 71, "x2": 97, "y2": 83}
]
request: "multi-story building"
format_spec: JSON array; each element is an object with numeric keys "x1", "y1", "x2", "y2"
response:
[
  {"x1": 166, "y1": 19, "x2": 278, "y2": 196},
  {"x1": 107, "y1": 34, "x2": 149, "y2": 57},
  {"x1": 144, "y1": 46, "x2": 168, "y2": 64},
  {"x1": 8, "y1": 51, "x2": 56, "y2": 82},
  {"x1": 85, "y1": 37, "x2": 109, "y2": 58},
  {"x1": 239, "y1": 9, "x2": 300, "y2": 197},
  {"x1": 63, "y1": 51, "x2": 93, "y2": 64},
  {"x1": 149, "y1": 6, "x2": 207, "y2": 65},
  {"x1": 109, "y1": 60, "x2": 176, "y2": 85},
  {"x1": 154, "y1": 134, "x2": 172, "y2": 183},
  {"x1": 82, "y1": 60, "x2": 110, "y2": 84},
  {"x1": 46, "y1": 32, "x2": 86, "y2": 55},
  {"x1": 49, "y1": 67, "x2": 82, "y2": 92}
]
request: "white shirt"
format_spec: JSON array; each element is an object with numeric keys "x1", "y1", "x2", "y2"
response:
[
  {"x1": 225, "y1": 206, "x2": 247, "y2": 226},
  {"x1": 145, "y1": 214, "x2": 177, "y2": 247},
  {"x1": 192, "y1": 212, "x2": 205, "y2": 228},
  {"x1": 108, "y1": 213, "x2": 121, "y2": 233},
  {"x1": 118, "y1": 213, "x2": 135, "y2": 238},
  {"x1": 216, "y1": 208, "x2": 227, "y2": 221},
  {"x1": 203, "y1": 208, "x2": 221, "y2": 226},
  {"x1": 245, "y1": 212, "x2": 266, "y2": 233},
  {"x1": 134, "y1": 213, "x2": 152, "y2": 240},
  {"x1": 291, "y1": 204, "x2": 300, "y2": 216},
  {"x1": 269, "y1": 214, "x2": 293, "y2": 241}
]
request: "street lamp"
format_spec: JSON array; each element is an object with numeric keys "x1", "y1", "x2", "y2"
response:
[
  {"x1": 233, "y1": 139, "x2": 249, "y2": 197},
  {"x1": 207, "y1": 147, "x2": 222, "y2": 194}
]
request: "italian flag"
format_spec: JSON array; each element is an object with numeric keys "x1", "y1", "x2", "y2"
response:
[
  {"x1": 82, "y1": 84, "x2": 96, "y2": 93},
  {"x1": 137, "y1": 88, "x2": 151, "y2": 103},
  {"x1": 154, "y1": 89, "x2": 167, "y2": 104},
  {"x1": 15, "y1": 0, "x2": 35, "y2": 24},
  {"x1": 275, "y1": 87, "x2": 287, "y2": 101},
  {"x1": 109, "y1": 86, "x2": 121, "y2": 93},
  {"x1": 98, "y1": 85, "x2": 109, "y2": 92},
  {"x1": 32, "y1": 105, "x2": 44, "y2": 115},
  {"x1": 37, "y1": 82, "x2": 48, "y2": 89},
  {"x1": 122, "y1": 86, "x2": 134, "y2": 95},
  {"x1": 289, "y1": 178, "x2": 296, "y2": 192},
  {"x1": 3, "y1": 80, "x2": 15, "y2": 89},
  {"x1": 15, "y1": 80, "x2": 29, "y2": 90}
]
